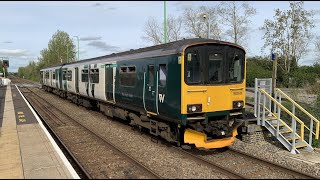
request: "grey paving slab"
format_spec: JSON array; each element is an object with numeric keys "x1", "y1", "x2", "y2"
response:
[{"x1": 24, "y1": 166, "x2": 68, "y2": 179}]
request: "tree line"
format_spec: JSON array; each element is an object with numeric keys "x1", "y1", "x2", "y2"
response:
[
  {"x1": 18, "y1": 1, "x2": 319, "y2": 92},
  {"x1": 17, "y1": 30, "x2": 76, "y2": 81}
]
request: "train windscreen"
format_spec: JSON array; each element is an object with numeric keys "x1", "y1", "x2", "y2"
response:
[{"x1": 184, "y1": 44, "x2": 245, "y2": 85}]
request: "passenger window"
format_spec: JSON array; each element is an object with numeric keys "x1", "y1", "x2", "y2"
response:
[
  {"x1": 148, "y1": 65, "x2": 154, "y2": 86},
  {"x1": 81, "y1": 69, "x2": 89, "y2": 82},
  {"x1": 120, "y1": 66, "x2": 136, "y2": 86},
  {"x1": 120, "y1": 67, "x2": 127, "y2": 73},
  {"x1": 62, "y1": 70, "x2": 67, "y2": 80},
  {"x1": 185, "y1": 51, "x2": 201, "y2": 84},
  {"x1": 90, "y1": 69, "x2": 99, "y2": 83},
  {"x1": 159, "y1": 64, "x2": 167, "y2": 86},
  {"x1": 67, "y1": 70, "x2": 72, "y2": 81}
]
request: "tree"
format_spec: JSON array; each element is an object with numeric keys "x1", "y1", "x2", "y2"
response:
[
  {"x1": 261, "y1": 1, "x2": 314, "y2": 74},
  {"x1": 142, "y1": 15, "x2": 183, "y2": 45},
  {"x1": 17, "y1": 30, "x2": 76, "y2": 82},
  {"x1": 38, "y1": 30, "x2": 76, "y2": 67},
  {"x1": 217, "y1": 1, "x2": 256, "y2": 46},
  {"x1": 183, "y1": 6, "x2": 222, "y2": 40}
]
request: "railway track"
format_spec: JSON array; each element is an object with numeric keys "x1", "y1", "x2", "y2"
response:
[
  {"x1": 18, "y1": 85, "x2": 162, "y2": 179},
  {"x1": 12, "y1": 77, "x2": 319, "y2": 179},
  {"x1": 172, "y1": 147, "x2": 247, "y2": 179},
  {"x1": 140, "y1": 132, "x2": 317, "y2": 179}
]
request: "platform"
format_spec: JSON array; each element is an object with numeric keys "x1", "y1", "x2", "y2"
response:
[{"x1": 0, "y1": 83, "x2": 79, "y2": 179}]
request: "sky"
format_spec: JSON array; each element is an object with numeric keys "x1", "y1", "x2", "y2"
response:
[{"x1": 1, "y1": 1, "x2": 320, "y2": 72}]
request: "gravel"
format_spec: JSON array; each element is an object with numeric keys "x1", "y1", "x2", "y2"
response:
[
  {"x1": 32, "y1": 87, "x2": 320, "y2": 179},
  {"x1": 230, "y1": 138, "x2": 320, "y2": 178}
]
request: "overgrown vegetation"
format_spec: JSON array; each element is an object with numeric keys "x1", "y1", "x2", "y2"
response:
[{"x1": 246, "y1": 56, "x2": 320, "y2": 90}]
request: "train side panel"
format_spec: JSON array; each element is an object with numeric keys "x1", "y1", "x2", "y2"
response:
[
  {"x1": 78, "y1": 65, "x2": 89, "y2": 97},
  {"x1": 114, "y1": 54, "x2": 181, "y2": 121}
]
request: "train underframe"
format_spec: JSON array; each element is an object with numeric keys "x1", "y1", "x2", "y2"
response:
[{"x1": 43, "y1": 85, "x2": 244, "y2": 149}]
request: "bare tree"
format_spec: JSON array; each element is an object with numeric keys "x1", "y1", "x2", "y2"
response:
[
  {"x1": 142, "y1": 17, "x2": 162, "y2": 45},
  {"x1": 183, "y1": 6, "x2": 222, "y2": 40},
  {"x1": 167, "y1": 16, "x2": 183, "y2": 42},
  {"x1": 261, "y1": 1, "x2": 314, "y2": 73},
  {"x1": 142, "y1": 15, "x2": 183, "y2": 45},
  {"x1": 217, "y1": 1, "x2": 256, "y2": 46}
]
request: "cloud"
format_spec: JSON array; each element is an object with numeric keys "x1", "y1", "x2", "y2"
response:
[
  {"x1": 2, "y1": 41, "x2": 12, "y2": 44},
  {"x1": 80, "y1": 36, "x2": 102, "y2": 41},
  {"x1": 79, "y1": 48, "x2": 87, "y2": 54},
  {"x1": 87, "y1": 41, "x2": 120, "y2": 52},
  {"x1": 106, "y1": 7, "x2": 117, "y2": 10},
  {"x1": 92, "y1": 2, "x2": 117, "y2": 10},
  {"x1": 0, "y1": 49, "x2": 30, "y2": 58},
  {"x1": 93, "y1": 2, "x2": 102, "y2": 7}
]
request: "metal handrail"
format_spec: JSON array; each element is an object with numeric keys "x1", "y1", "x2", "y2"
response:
[
  {"x1": 259, "y1": 88, "x2": 305, "y2": 141},
  {"x1": 262, "y1": 105, "x2": 298, "y2": 136},
  {"x1": 275, "y1": 88, "x2": 319, "y2": 140}
]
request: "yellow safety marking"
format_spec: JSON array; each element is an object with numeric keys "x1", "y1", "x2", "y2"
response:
[
  {"x1": 147, "y1": 111, "x2": 157, "y2": 116},
  {"x1": 19, "y1": 118, "x2": 26, "y2": 122},
  {"x1": 17, "y1": 112, "x2": 24, "y2": 115},
  {"x1": 18, "y1": 115, "x2": 25, "y2": 118}
]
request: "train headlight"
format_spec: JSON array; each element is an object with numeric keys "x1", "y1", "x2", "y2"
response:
[
  {"x1": 187, "y1": 104, "x2": 202, "y2": 113},
  {"x1": 233, "y1": 101, "x2": 244, "y2": 109},
  {"x1": 191, "y1": 106, "x2": 197, "y2": 112}
]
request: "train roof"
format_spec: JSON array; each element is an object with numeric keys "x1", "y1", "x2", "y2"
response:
[{"x1": 41, "y1": 38, "x2": 245, "y2": 71}]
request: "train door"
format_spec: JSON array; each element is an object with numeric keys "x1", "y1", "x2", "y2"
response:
[
  {"x1": 89, "y1": 64, "x2": 98, "y2": 98},
  {"x1": 60, "y1": 68, "x2": 63, "y2": 90},
  {"x1": 105, "y1": 63, "x2": 116, "y2": 102},
  {"x1": 62, "y1": 68, "x2": 67, "y2": 90},
  {"x1": 44, "y1": 71, "x2": 47, "y2": 85},
  {"x1": 55, "y1": 69, "x2": 59, "y2": 88},
  {"x1": 40, "y1": 71, "x2": 43, "y2": 84},
  {"x1": 75, "y1": 67, "x2": 79, "y2": 93},
  {"x1": 50, "y1": 71, "x2": 52, "y2": 86},
  {"x1": 82, "y1": 65, "x2": 90, "y2": 96},
  {"x1": 156, "y1": 62, "x2": 167, "y2": 116},
  {"x1": 144, "y1": 61, "x2": 157, "y2": 114}
]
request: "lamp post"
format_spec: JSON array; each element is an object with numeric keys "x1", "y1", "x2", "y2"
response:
[
  {"x1": 73, "y1": 36, "x2": 80, "y2": 61},
  {"x1": 164, "y1": 1, "x2": 167, "y2": 44},
  {"x1": 201, "y1": 13, "x2": 210, "y2": 39},
  {"x1": 67, "y1": 45, "x2": 69, "y2": 63}
]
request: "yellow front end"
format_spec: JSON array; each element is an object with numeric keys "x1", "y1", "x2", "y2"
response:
[
  {"x1": 181, "y1": 83, "x2": 246, "y2": 114},
  {"x1": 180, "y1": 43, "x2": 247, "y2": 149},
  {"x1": 181, "y1": 83, "x2": 245, "y2": 149}
]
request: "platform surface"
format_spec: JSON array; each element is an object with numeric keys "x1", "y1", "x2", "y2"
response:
[{"x1": 0, "y1": 84, "x2": 79, "y2": 179}]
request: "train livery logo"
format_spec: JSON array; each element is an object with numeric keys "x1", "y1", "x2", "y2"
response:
[{"x1": 159, "y1": 94, "x2": 165, "y2": 103}]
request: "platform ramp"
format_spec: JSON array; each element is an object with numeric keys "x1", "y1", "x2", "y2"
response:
[{"x1": 254, "y1": 78, "x2": 319, "y2": 154}]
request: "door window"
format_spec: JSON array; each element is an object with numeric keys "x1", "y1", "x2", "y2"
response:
[
  {"x1": 148, "y1": 65, "x2": 154, "y2": 86},
  {"x1": 159, "y1": 64, "x2": 167, "y2": 86}
]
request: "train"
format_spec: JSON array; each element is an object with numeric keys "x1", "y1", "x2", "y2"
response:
[{"x1": 40, "y1": 38, "x2": 246, "y2": 149}]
